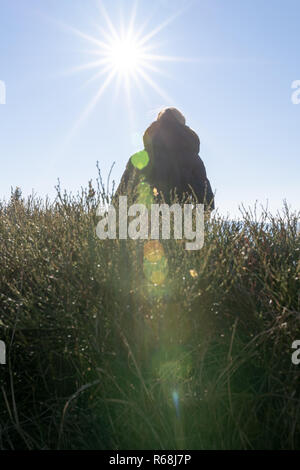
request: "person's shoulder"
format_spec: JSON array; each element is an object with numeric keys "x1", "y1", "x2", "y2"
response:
[
  {"x1": 143, "y1": 121, "x2": 160, "y2": 147},
  {"x1": 179, "y1": 125, "x2": 200, "y2": 155},
  {"x1": 187, "y1": 126, "x2": 200, "y2": 144},
  {"x1": 192, "y1": 154, "x2": 207, "y2": 178}
]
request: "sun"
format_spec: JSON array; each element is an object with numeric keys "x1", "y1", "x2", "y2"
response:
[
  {"x1": 61, "y1": 1, "x2": 194, "y2": 135},
  {"x1": 108, "y1": 37, "x2": 143, "y2": 74}
]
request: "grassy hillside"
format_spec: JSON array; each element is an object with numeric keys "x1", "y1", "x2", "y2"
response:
[{"x1": 0, "y1": 172, "x2": 299, "y2": 450}]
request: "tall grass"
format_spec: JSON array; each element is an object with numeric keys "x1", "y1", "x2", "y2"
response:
[{"x1": 0, "y1": 168, "x2": 299, "y2": 449}]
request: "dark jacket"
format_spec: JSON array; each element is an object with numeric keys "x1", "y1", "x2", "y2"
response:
[{"x1": 115, "y1": 114, "x2": 215, "y2": 210}]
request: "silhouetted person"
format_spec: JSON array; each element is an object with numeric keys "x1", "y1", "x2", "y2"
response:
[{"x1": 115, "y1": 107, "x2": 215, "y2": 210}]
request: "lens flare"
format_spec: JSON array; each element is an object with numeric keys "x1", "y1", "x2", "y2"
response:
[
  {"x1": 172, "y1": 390, "x2": 180, "y2": 418},
  {"x1": 144, "y1": 240, "x2": 165, "y2": 263},
  {"x1": 131, "y1": 150, "x2": 150, "y2": 170},
  {"x1": 143, "y1": 257, "x2": 168, "y2": 285}
]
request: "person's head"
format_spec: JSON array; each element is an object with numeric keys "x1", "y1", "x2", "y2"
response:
[
  {"x1": 143, "y1": 106, "x2": 199, "y2": 158},
  {"x1": 156, "y1": 107, "x2": 186, "y2": 126}
]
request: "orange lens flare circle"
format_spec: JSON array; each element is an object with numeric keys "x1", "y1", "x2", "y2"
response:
[{"x1": 144, "y1": 240, "x2": 165, "y2": 263}]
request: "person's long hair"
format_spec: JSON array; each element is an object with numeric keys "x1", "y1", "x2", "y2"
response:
[{"x1": 143, "y1": 108, "x2": 202, "y2": 202}]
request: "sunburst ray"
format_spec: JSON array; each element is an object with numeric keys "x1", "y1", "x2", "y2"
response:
[{"x1": 61, "y1": 2, "x2": 194, "y2": 139}]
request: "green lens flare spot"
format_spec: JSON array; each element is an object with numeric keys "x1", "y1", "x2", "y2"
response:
[
  {"x1": 143, "y1": 257, "x2": 168, "y2": 285},
  {"x1": 131, "y1": 150, "x2": 149, "y2": 170},
  {"x1": 136, "y1": 180, "x2": 153, "y2": 206}
]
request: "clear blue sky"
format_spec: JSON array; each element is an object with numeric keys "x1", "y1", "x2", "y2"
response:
[{"x1": 0, "y1": 0, "x2": 299, "y2": 217}]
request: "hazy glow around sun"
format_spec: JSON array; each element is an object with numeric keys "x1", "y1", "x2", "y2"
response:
[{"x1": 62, "y1": 1, "x2": 194, "y2": 135}]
